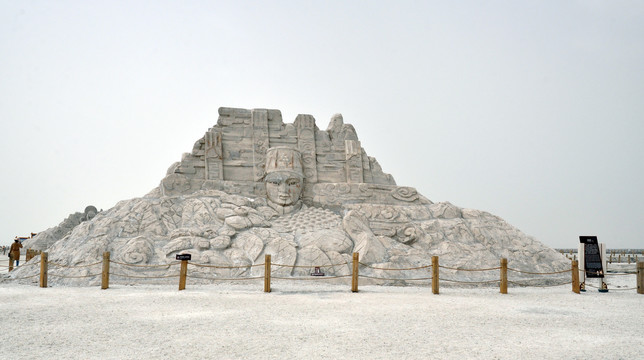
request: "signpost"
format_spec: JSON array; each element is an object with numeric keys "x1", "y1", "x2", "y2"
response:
[
  {"x1": 310, "y1": 266, "x2": 325, "y2": 276},
  {"x1": 580, "y1": 237, "x2": 604, "y2": 278},
  {"x1": 579, "y1": 236, "x2": 608, "y2": 292},
  {"x1": 176, "y1": 253, "x2": 191, "y2": 290},
  {"x1": 176, "y1": 254, "x2": 192, "y2": 261}
]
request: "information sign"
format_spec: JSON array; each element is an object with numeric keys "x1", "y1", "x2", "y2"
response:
[
  {"x1": 579, "y1": 236, "x2": 604, "y2": 278},
  {"x1": 176, "y1": 254, "x2": 192, "y2": 261}
]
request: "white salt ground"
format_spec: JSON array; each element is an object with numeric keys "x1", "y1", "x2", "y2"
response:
[{"x1": 1, "y1": 259, "x2": 642, "y2": 360}]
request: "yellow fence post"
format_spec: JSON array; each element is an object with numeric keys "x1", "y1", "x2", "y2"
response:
[
  {"x1": 500, "y1": 258, "x2": 508, "y2": 294},
  {"x1": 40, "y1": 252, "x2": 48, "y2": 288},
  {"x1": 351, "y1": 252, "x2": 359, "y2": 293},
  {"x1": 179, "y1": 259, "x2": 188, "y2": 291},
  {"x1": 572, "y1": 260, "x2": 580, "y2": 294},
  {"x1": 637, "y1": 262, "x2": 643, "y2": 295},
  {"x1": 8, "y1": 254, "x2": 13, "y2": 272},
  {"x1": 264, "y1": 254, "x2": 271, "y2": 293},
  {"x1": 432, "y1": 256, "x2": 439, "y2": 295},
  {"x1": 101, "y1": 252, "x2": 110, "y2": 290}
]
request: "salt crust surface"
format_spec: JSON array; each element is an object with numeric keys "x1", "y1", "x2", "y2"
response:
[{"x1": 1, "y1": 259, "x2": 642, "y2": 360}]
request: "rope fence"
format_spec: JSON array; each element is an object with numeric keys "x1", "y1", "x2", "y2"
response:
[
  {"x1": 507, "y1": 267, "x2": 571, "y2": 275},
  {"x1": 48, "y1": 261, "x2": 102, "y2": 269},
  {"x1": 508, "y1": 280, "x2": 573, "y2": 288},
  {"x1": 439, "y1": 265, "x2": 501, "y2": 272},
  {"x1": 440, "y1": 279, "x2": 500, "y2": 285},
  {"x1": 359, "y1": 262, "x2": 432, "y2": 271},
  {"x1": 3, "y1": 251, "x2": 643, "y2": 296},
  {"x1": 188, "y1": 262, "x2": 263, "y2": 269}
]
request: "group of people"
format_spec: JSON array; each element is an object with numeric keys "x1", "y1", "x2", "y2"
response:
[{"x1": 4, "y1": 238, "x2": 23, "y2": 267}]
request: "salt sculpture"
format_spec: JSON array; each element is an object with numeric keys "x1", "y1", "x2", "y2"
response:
[{"x1": 8, "y1": 108, "x2": 569, "y2": 285}]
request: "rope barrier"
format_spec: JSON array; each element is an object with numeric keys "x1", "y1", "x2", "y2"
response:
[
  {"x1": 109, "y1": 260, "x2": 181, "y2": 268},
  {"x1": 439, "y1": 265, "x2": 501, "y2": 272},
  {"x1": 272, "y1": 275, "x2": 352, "y2": 281},
  {"x1": 439, "y1": 278, "x2": 500, "y2": 284},
  {"x1": 48, "y1": 261, "x2": 102, "y2": 269},
  {"x1": 359, "y1": 275, "x2": 432, "y2": 281},
  {"x1": 188, "y1": 262, "x2": 264, "y2": 269},
  {"x1": 109, "y1": 272, "x2": 180, "y2": 279},
  {"x1": 6, "y1": 274, "x2": 40, "y2": 280},
  {"x1": 507, "y1": 267, "x2": 571, "y2": 275},
  {"x1": 584, "y1": 283, "x2": 638, "y2": 291},
  {"x1": 508, "y1": 280, "x2": 573, "y2": 288},
  {"x1": 358, "y1": 262, "x2": 432, "y2": 271},
  {"x1": 600, "y1": 287, "x2": 638, "y2": 291},
  {"x1": 48, "y1": 273, "x2": 101, "y2": 279},
  {"x1": 185, "y1": 275, "x2": 263, "y2": 281},
  {"x1": 5, "y1": 261, "x2": 41, "y2": 268},
  {"x1": 272, "y1": 262, "x2": 349, "y2": 269},
  {"x1": 605, "y1": 272, "x2": 637, "y2": 276}
]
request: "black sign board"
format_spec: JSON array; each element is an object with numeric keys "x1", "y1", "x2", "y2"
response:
[
  {"x1": 310, "y1": 267, "x2": 325, "y2": 276},
  {"x1": 579, "y1": 236, "x2": 603, "y2": 278},
  {"x1": 176, "y1": 254, "x2": 192, "y2": 261}
]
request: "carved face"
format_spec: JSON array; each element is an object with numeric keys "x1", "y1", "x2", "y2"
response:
[{"x1": 265, "y1": 172, "x2": 302, "y2": 207}]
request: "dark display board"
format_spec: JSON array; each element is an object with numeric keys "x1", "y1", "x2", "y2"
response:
[{"x1": 580, "y1": 236, "x2": 604, "y2": 278}]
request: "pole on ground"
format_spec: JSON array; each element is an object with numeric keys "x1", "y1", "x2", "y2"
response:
[
  {"x1": 8, "y1": 254, "x2": 13, "y2": 272},
  {"x1": 101, "y1": 252, "x2": 110, "y2": 290},
  {"x1": 39, "y1": 252, "x2": 48, "y2": 288},
  {"x1": 264, "y1": 254, "x2": 271, "y2": 293},
  {"x1": 572, "y1": 260, "x2": 580, "y2": 294},
  {"x1": 351, "y1": 252, "x2": 359, "y2": 293},
  {"x1": 432, "y1": 256, "x2": 439, "y2": 295},
  {"x1": 179, "y1": 259, "x2": 188, "y2": 291},
  {"x1": 500, "y1": 258, "x2": 508, "y2": 294},
  {"x1": 637, "y1": 262, "x2": 643, "y2": 295}
]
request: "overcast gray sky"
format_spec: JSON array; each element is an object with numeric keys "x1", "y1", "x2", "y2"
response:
[{"x1": 1, "y1": 1, "x2": 642, "y2": 249}]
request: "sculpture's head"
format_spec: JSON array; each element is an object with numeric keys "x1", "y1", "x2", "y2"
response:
[{"x1": 264, "y1": 147, "x2": 304, "y2": 213}]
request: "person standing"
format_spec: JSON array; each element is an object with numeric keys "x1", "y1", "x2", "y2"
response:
[{"x1": 10, "y1": 239, "x2": 22, "y2": 267}]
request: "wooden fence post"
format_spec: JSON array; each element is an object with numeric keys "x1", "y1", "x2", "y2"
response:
[
  {"x1": 101, "y1": 252, "x2": 110, "y2": 290},
  {"x1": 637, "y1": 262, "x2": 643, "y2": 295},
  {"x1": 572, "y1": 260, "x2": 580, "y2": 294},
  {"x1": 264, "y1": 254, "x2": 271, "y2": 293},
  {"x1": 179, "y1": 259, "x2": 188, "y2": 291},
  {"x1": 432, "y1": 256, "x2": 439, "y2": 295},
  {"x1": 500, "y1": 258, "x2": 508, "y2": 294},
  {"x1": 8, "y1": 254, "x2": 13, "y2": 272},
  {"x1": 40, "y1": 252, "x2": 48, "y2": 288},
  {"x1": 351, "y1": 252, "x2": 359, "y2": 293}
]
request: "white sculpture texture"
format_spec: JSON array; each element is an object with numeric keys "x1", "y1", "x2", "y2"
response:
[{"x1": 10, "y1": 107, "x2": 569, "y2": 285}]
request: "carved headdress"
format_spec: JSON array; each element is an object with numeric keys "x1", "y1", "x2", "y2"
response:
[{"x1": 264, "y1": 147, "x2": 304, "y2": 180}]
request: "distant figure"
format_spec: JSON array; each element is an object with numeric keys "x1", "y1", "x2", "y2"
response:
[
  {"x1": 2, "y1": 245, "x2": 5, "y2": 255},
  {"x1": 10, "y1": 238, "x2": 22, "y2": 267}
]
